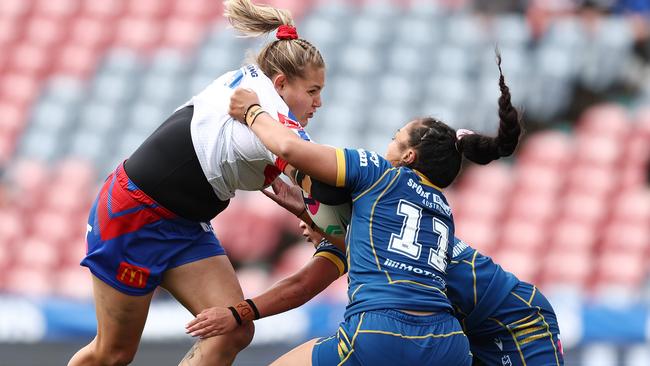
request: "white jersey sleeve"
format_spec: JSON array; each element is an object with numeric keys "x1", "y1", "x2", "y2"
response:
[{"x1": 183, "y1": 64, "x2": 311, "y2": 201}]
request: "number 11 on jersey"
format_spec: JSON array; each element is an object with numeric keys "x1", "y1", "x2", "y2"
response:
[{"x1": 387, "y1": 200, "x2": 449, "y2": 273}]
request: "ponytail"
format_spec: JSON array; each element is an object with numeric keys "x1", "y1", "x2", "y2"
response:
[
  {"x1": 456, "y1": 50, "x2": 522, "y2": 165},
  {"x1": 224, "y1": 0, "x2": 293, "y2": 37},
  {"x1": 223, "y1": 0, "x2": 324, "y2": 81}
]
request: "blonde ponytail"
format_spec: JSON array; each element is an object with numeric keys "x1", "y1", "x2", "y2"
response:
[
  {"x1": 222, "y1": 0, "x2": 325, "y2": 81},
  {"x1": 223, "y1": 0, "x2": 294, "y2": 37}
]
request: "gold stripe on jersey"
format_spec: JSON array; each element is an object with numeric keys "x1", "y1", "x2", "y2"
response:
[
  {"x1": 315, "y1": 251, "x2": 346, "y2": 277},
  {"x1": 413, "y1": 169, "x2": 442, "y2": 191},
  {"x1": 358, "y1": 329, "x2": 465, "y2": 339},
  {"x1": 350, "y1": 284, "x2": 364, "y2": 301},
  {"x1": 335, "y1": 148, "x2": 346, "y2": 187},
  {"x1": 352, "y1": 168, "x2": 394, "y2": 203},
  {"x1": 460, "y1": 250, "x2": 479, "y2": 306},
  {"x1": 489, "y1": 317, "x2": 527, "y2": 366},
  {"x1": 369, "y1": 171, "x2": 402, "y2": 272},
  {"x1": 337, "y1": 313, "x2": 366, "y2": 366}
]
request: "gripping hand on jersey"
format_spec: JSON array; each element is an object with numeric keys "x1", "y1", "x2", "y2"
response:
[
  {"x1": 262, "y1": 178, "x2": 306, "y2": 217},
  {"x1": 229, "y1": 88, "x2": 261, "y2": 124}
]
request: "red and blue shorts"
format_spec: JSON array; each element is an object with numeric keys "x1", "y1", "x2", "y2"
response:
[{"x1": 81, "y1": 163, "x2": 225, "y2": 296}]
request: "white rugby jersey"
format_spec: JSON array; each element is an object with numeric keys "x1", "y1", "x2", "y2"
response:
[{"x1": 179, "y1": 64, "x2": 310, "y2": 201}]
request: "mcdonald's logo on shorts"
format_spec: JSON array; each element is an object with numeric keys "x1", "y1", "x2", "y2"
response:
[{"x1": 116, "y1": 262, "x2": 150, "y2": 289}]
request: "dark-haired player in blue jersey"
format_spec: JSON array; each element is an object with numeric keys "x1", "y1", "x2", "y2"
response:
[
  {"x1": 187, "y1": 179, "x2": 564, "y2": 366},
  {"x1": 204, "y1": 53, "x2": 522, "y2": 365}
]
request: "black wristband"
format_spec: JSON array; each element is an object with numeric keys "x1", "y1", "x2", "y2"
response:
[
  {"x1": 245, "y1": 299, "x2": 260, "y2": 320},
  {"x1": 228, "y1": 306, "x2": 242, "y2": 325}
]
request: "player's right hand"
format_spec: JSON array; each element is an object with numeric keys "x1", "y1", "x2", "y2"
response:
[{"x1": 185, "y1": 306, "x2": 239, "y2": 339}]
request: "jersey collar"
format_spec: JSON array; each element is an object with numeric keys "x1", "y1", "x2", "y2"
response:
[{"x1": 413, "y1": 169, "x2": 442, "y2": 191}]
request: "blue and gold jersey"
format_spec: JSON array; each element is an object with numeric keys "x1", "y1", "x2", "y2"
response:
[
  {"x1": 446, "y1": 238, "x2": 519, "y2": 335},
  {"x1": 335, "y1": 148, "x2": 455, "y2": 319}
]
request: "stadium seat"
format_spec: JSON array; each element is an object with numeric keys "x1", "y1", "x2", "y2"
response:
[
  {"x1": 454, "y1": 217, "x2": 498, "y2": 255},
  {"x1": 499, "y1": 218, "x2": 546, "y2": 253},
  {"x1": 513, "y1": 163, "x2": 564, "y2": 196},
  {"x1": 601, "y1": 221, "x2": 649, "y2": 254},
  {"x1": 566, "y1": 164, "x2": 618, "y2": 196},
  {"x1": 54, "y1": 43, "x2": 99, "y2": 79},
  {"x1": 4, "y1": 266, "x2": 53, "y2": 297},
  {"x1": 540, "y1": 251, "x2": 592, "y2": 288},
  {"x1": 453, "y1": 190, "x2": 503, "y2": 222},
  {"x1": 236, "y1": 267, "x2": 272, "y2": 299},
  {"x1": 34, "y1": 0, "x2": 79, "y2": 19},
  {"x1": 549, "y1": 220, "x2": 598, "y2": 254},
  {"x1": 517, "y1": 130, "x2": 573, "y2": 168},
  {"x1": 0, "y1": 208, "x2": 24, "y2": 248},
  {"x1": 577, "y1": 104, "x2": 630, "y2": 140},
  {"x1": 594, "y1": 251, "x2": 646, "y2": 288},
  {"x1": 506, "y1": 190, "x2": 556, "y2": 224},
  {"x1": 14, "y1": 236, "x2": 60, "y2": 270},
  {"x1": 492, "y1": 249, "x2": 540, "y2": 283},
  {"x1": 69, "y1": 16, "x2": 114, "y2": 49},
  {"x1": 560, "y1": 192, "x2": 608, "y2": 225},
  {"x1": 0, "y1": 0, "x2": 33, "y2": 18},
  {"x1": 574, "y1": 135, "x2": 623, "y2": 167},
  {"x1": 56, "y1": 266, "x2": 92, "y2": 299}
]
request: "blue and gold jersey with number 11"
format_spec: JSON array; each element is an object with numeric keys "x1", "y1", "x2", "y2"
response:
[{"x1": 334, "y1": 148, "x2": 455, "y2": 319}]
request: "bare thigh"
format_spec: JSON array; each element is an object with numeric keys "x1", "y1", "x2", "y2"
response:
[
  {"x1": 161, "y1": 255, "x2": 254, "y2": 366},
  {"x1": 93, "y1": 274, "x2": 154, "y2": 360},
  {"x1": 270, "y1": 339, "x2": 318, "y2": 366}
]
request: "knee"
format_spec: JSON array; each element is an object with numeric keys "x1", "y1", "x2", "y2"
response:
[
  {"x1": 228, "y1": 321, "x2": 255, "y2": 351},
  {"x1": 96, "y1": 346, "x2": 137, "y2": 366}
]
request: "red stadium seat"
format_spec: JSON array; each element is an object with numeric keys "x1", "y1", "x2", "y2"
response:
[
  {"x1": 499, "y1": 218, "x2": 546, "y2": 253},
  {"x1": 507, "y1": 190, "x2": 557, "y2": 224},
  {"x1": 577, "y1": 104, "x2": 630, "y2": 140},
  {"x1": 54, "y1": 43, "x2": 99, "y2": 78},
  {"x1": 23, "y1": 15, "x2": 67, "y2": 48},
  {"x1": 69, "y1": 16, "x2": 114, "y2": 49},
  {"x1": 594, "y1": 251, "x2": 646, "y2": 288},
  {"x1": 8, "y1": 43, "x2": 51, "y2": 78},
  {"x1": 0, "y1": 208, "x2": 25, "y2": 247},
  {"x1": 33, "y1": 0, "x2": 80, "y2": 19},
  {"x1": 574, "y1": 134, "x2": 623, "y2": 167},
  {"x1": 14, "y1": 236, "x2": 60, "y2": 270},
  {"x1": 170, "y1": 0, "x2": 223, "y2": 21},
  {"x1": 0, "y1": 16, "x2": 21, "y2": 48},
  {"x1": 560, "y1": 192, "x2": 608, "y2": 225},
  {"x1": 0, "y1": 0, "x2": 33, "y2": 18},
  {"x1": 113, "y1": 15, "x2": 163, "y2": 52},
  {"x1": 452, "y1": 190, "x2": 504, "y2": 222},
  {"x1": 0, "y1": 71, "x2": 40, "y2": 106},
  {"x1": 540, "y1": 251, "x2": 593, "y2": 288},
  {"x1": 161, "y1": 16, "x2": 207, "y2": 50},
  {"x1": 517, "y1": 130, "x2": 573, "y2": 169},
  {"x1": 126, "y1": 0, "x2": 171, "y2": 18},
  {"x1": 30, "y1": 210, "x2": 76, "y2": 246},
  {"x1": 549, "y1": 220, "x2": 598, "y2": 254},
  {"x1": 512, "y1": 163, "x2": 564, "y2": 196},
  {"x1": 611, "y1": 189, "x2": 650, "y2": 223},
  {"x1": 601, "y1": 221, "x2": 649, "y2": 254},
  {"x1": 455, "y1": 162, "x2": 513, "y2": 198},
  {"x1": 56, "y1": 266, "x2": 92, "y2": 299},
  {"x1": 454, "y1": 217, "x2": 498, "y2": 254},
  {"x1": 52, "y1": 158, "x2": 97, "y2": 190},
  {"x1": 0, "y1": 101, "x2": 27, "y2": 136},
  {"x1": 4, "y1": 266, "x2": 53, "y2": 297},
  {"x1": 565, "y1": 164, "x2": 618, "y2": 196},
  {"x1": 81, "y1": 0, "x2": 126, "y2": 20},
  {"x1": 236, "y1": 267, "x2": 272, "y2": 299},
  {"x1": 492, "y1": 249, "x2": 540, "y2": 284}
]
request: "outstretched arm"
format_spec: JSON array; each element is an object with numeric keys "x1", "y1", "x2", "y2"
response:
[
  {"x1": 185, "y1": 249, "x2": 341, "y2": 339},
  {"x1": 229, "y1": 88, "x2": 340, "y2": 187}
]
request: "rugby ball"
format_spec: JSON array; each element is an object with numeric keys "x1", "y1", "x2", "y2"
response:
[{"x1": 302, "y1": 191, "x2": 352, "y2": 239}]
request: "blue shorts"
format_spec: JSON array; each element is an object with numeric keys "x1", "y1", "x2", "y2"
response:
[
  {"x1": 468, "y1": 284, "x2": 564, "y2": 366},
  {"x1": 81, "y1": 163, "x2": 226, "y2": 296},
  {"x1": 312, "y1": 309, "x2": 471, "y2": 366}
]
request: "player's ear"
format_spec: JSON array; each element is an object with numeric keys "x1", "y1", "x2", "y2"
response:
[
  {"x1": 272, "y1": 73, "x2": 288, "y2": 93},
  {"x1": 402, "y1": 149, "x2": 417, "y2": 166}
]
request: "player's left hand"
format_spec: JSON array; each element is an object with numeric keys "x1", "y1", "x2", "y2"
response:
[
  {"x1": 185, "y1": 306, "x2": 239, "y2": 339},
  {"x1": 229, "y1": 87, "x2": 260, "y2": 124},
  {"x1": 262, "y1": 178, "x2": 305, "y2": 217}
]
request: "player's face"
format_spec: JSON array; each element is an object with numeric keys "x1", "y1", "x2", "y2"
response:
[
  {"x1": 385, "y1": 120, "x2": 417, "y2": 167},
  {"x1": 276, "y1": 66, "x2": 325, "y2": 127},
  {"x1": 299, "y1": 220, "x2": 323, "y2": 245}
]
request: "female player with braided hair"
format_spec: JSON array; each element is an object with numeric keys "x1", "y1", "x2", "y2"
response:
[
  {"x1": 68, "y1": 1, "x2": 327, "y2": 365},
  {"x1": 220, "y1": 54, "x2": 522, "y2": 365}
]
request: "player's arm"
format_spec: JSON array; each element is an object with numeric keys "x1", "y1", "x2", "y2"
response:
[
  {"x1": 185, "y1": 241, "x2": 345, "y2": 339},
  {"x1": 229, "y1": 88, "x2": 340, "y2": 187}
]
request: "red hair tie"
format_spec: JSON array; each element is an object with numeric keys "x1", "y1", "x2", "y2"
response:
[{"x1": 276, "y1": 25, "x2": 298, "y2": 40}]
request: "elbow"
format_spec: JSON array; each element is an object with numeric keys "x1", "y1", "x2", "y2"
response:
[{"x1": 276, "y1": 138, "x2": 300, "y2": 165}]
